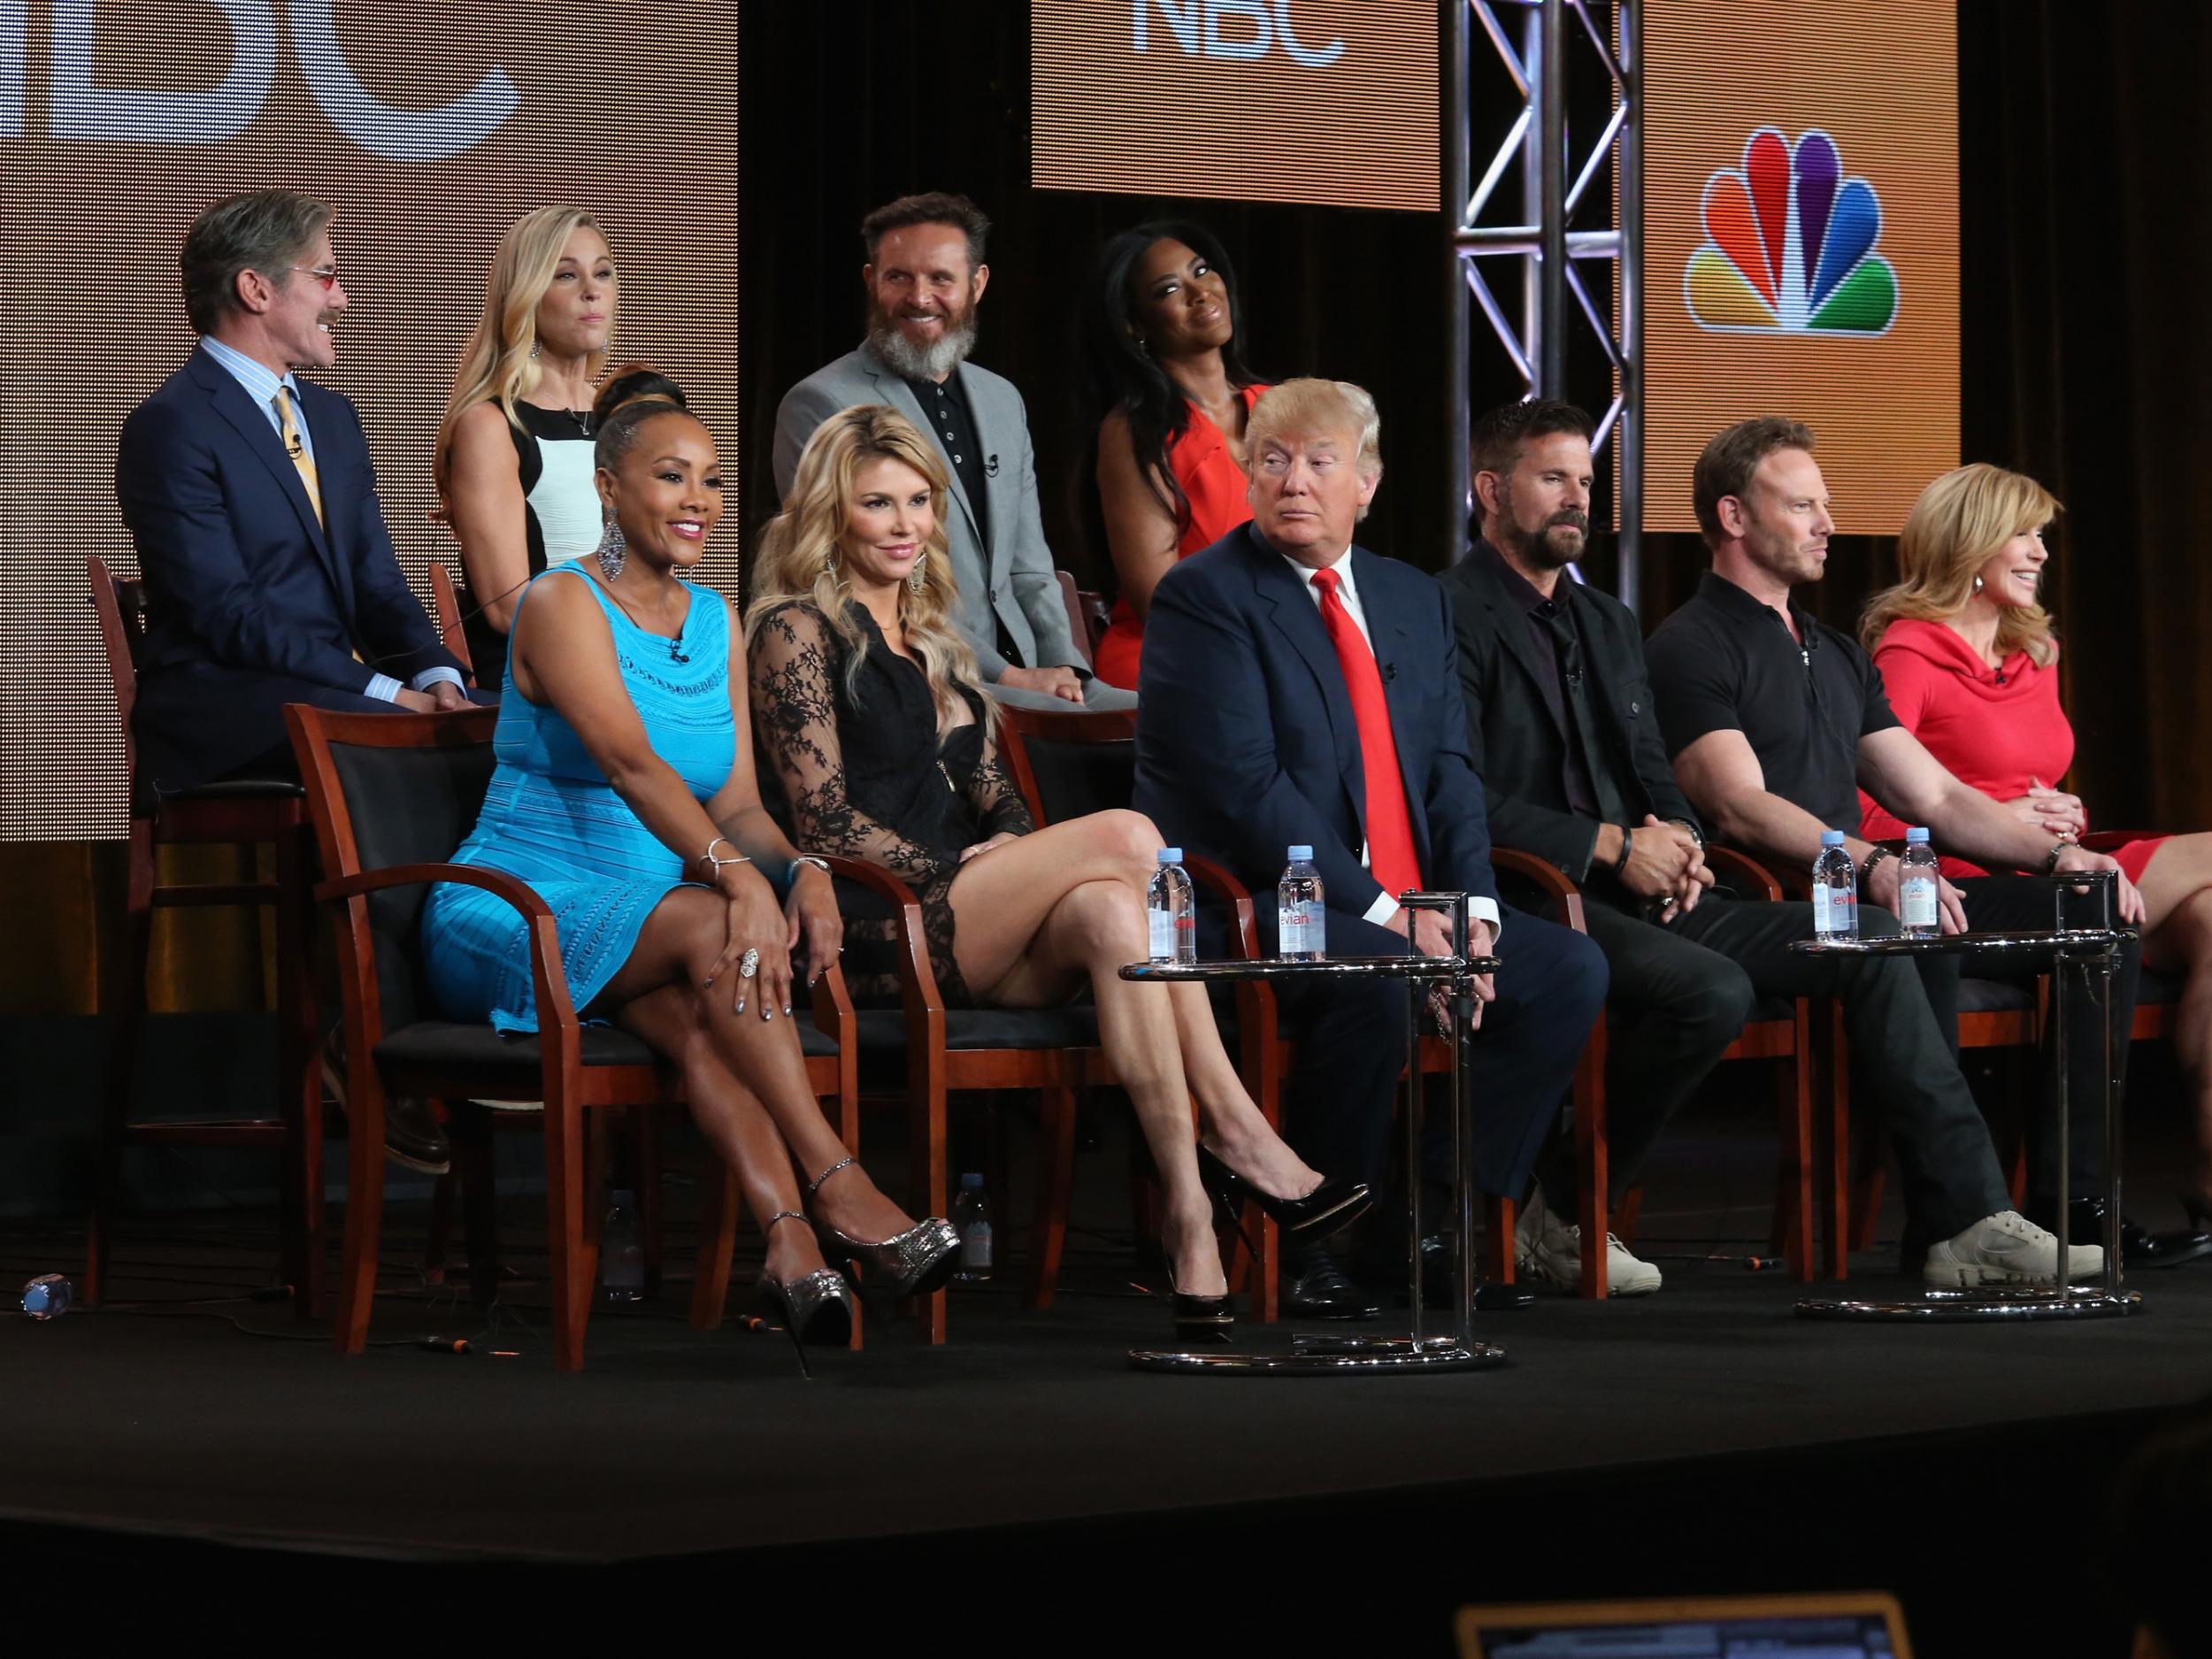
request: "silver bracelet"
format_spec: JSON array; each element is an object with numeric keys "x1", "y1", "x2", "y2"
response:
[
  {"x1": 789, "y1": 855, "x2": 831, "y2": 880},
  {"x1": 702, "y1": 835, "x2": 752, "y2": 878}
]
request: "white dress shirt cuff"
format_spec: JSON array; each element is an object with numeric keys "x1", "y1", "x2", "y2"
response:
[
  {"x1": 1363, "y1": 892, "x2": 1504, "y2": 941},
  {"x1": 411, "y1": 666, "x2": 465, "y2": 695},
  {"x1": 364, "y1": 672, "x2": 402, "y2": 703}
]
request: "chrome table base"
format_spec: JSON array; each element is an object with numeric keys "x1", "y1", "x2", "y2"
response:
[
  {"x1": 1791, "y1": 876, "x2": 2136, "y2": 1323},
  {"x1": 1122, "y1": 897, "x2": 1507, "y2": 1377},
  {"x1": 1128, "y1": 1334, "x2": 1510, "y2": 1375},
  {"x1": 1797, "y1": 1286, "x2": 2142, "y2": 1322}
]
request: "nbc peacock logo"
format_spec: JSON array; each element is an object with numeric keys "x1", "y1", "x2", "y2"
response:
[{"x1": 1686, "y1": 127, "x2": 1898, "y2": 335}]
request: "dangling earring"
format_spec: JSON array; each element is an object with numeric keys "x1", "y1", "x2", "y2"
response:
[
  {"x1": 906, "y1": 551, "x2": 928, "y2": 596},
  {"x1": 1135, "y1": 334, "x2": 1151, "y2": 357},
  {"x1": 528, "y1": 338, "x2": 541, "y2": 362},
  {"x1": 821, "y1": 544, "x2": 840, "y2": 580},
  {"x1": 1972, "y1": 575, "x2": 1984, "y2": 595},
  {"x1": 595, "y1": 514, "x2": 627, "y2": 580}
]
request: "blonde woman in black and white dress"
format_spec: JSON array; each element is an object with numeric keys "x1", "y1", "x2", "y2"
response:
[{"x1": 436, "y1": 207, "x2": 618, "y2": 688}]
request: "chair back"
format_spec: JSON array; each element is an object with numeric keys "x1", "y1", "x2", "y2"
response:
[
  {"x1": 427, "y1": 562, "x2": 476, "y2": 684},
  {"x1": 87, "y1": 555, "x2": 163, "y2": 812},
  {"x1": 999, "y1": 707, "x2": 1137, "y2": 826},
  {"x1": 287, "y1": 704, "x2": 502, "y2": 1033},
  {"x1": 1053, "y1": 570, "x2": 1103, "y2": 669}
]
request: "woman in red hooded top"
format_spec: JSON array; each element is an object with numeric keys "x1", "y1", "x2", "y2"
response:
[{"x1": 1861, "y1": 463, "x2": 2212, "y2": 1232}]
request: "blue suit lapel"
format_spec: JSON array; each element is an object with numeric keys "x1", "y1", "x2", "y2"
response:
[
  {"x1": 1356, "y1": 549, "x2": 1432, "y2": 875},
  {"x1": 1246, "y1": 527, "x2": 1363, "y2": 819},
  {"x1": 294, "y1": 380, "x2": 357, "y2": 617},
  {"x1": 188, "y1": 347, "x2": 341, "y2": 594}
]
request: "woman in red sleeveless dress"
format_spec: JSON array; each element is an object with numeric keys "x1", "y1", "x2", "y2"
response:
[
  {"x1": 1861, "y1": 464, "x2": 2212, "y2": 1236},
  {"x1": 1086, "y1": 222, "x2": 1268, "y2": 691}
]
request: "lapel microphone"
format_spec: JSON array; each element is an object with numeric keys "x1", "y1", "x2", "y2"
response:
[{"x1": 984, "y1": 453, "x2": 1000, "y2": 478}]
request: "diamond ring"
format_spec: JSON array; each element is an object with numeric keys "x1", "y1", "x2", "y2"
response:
[{"x1": 738, "y1": 948, "x2": 761, "y2": 980}]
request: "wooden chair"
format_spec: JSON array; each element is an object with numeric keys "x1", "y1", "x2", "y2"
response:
[
  {"x1": 1053, "y1": 570, "x2": 1112, "y2": 666},
  {"x1": 1492, "y1": 845, "x2": 1836, "y2": 1293},
  {"x1": 826, "y1": 854, "x2": 1109, "y2": 1343},
  {"x1": 84, "y1": 554, "x2": 323, "y2": 1317},
  {"x1": 427, "y1": 561, "x2": 474, "y2": 684},
  {"x1": 996, "y1": 704, "x2": 1286, "y2": 1320},
  {"x1": 284, "y1": 703, "x2": 857, "y2": 1371}
]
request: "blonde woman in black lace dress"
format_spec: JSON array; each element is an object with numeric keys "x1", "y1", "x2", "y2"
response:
[{"x1": 746, "y1": 404, "x2": 1370, "y2": 1338}]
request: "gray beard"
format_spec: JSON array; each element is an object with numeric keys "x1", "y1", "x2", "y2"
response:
[{"x1": 868, "y1": 313, "x2": 978, "y2": 381}]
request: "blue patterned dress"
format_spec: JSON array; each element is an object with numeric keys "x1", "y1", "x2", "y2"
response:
[{"x1": 423, "y1": 566, "x2": 733, "y2": 1033}]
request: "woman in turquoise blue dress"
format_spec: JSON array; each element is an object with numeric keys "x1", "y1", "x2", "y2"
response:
[{"x1": 422, "y1": 400, "x2": 958, "y2": 1358}]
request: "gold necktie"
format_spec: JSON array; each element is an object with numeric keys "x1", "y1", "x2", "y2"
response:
[{"x1": 275, "y1": 387, "x2": 324, "y2": 527}]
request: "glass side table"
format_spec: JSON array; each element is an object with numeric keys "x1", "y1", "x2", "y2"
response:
[
  {"x1": 1790, "y1": 869, "x2": 2139, "y2": 1320},
  {"x1": 1119, "y1": 893, "x2": 1509, "y2": 1373}
]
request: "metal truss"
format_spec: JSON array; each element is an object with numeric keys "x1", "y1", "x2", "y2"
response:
[{"x1": 1445, "y1": 0, "x2": 1643, "y2": 610}]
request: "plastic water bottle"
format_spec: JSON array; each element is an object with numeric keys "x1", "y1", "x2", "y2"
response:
[
  {"x1": 1812, "y1": 831, "x2": 1858, "y2": 941},
  {"x1": 1899, "y1": 826, "x2": 1941, "y2": 938},
  {"x1": 600, "y1": 1189, "x2": 645, "y2": 1304},
  {"x1": 953, "y1": 1173, "x2": 993, "y2": 1283},
  {"x1": 1146, "y1": 848, "x2": 1197, "y2": 964},
  {"x1": 1278, "y1": 845, "x2": 1326, "y2": 961},
  {"x1": 20, "y1": 1274, "x2": 71, "y2": 1319}
]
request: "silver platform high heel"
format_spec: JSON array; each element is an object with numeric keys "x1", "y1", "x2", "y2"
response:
[
  {"x1": 805, "y1": 1156, "x2": 964, "y2": 1300},
  {"x1": 757, "y1": 1210, "x2": 854, "y2": 1379}
]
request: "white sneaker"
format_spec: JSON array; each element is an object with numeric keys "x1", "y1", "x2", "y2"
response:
[
  {"x1": 1923, "y1": 1210, "x2": 2103, "y2": 1287},
  {"x1": 1514, "y1": 1187, "x2": 1663, "y2": 1296}
]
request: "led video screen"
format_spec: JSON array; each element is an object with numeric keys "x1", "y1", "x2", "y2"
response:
[
  {"x1": 1032, "y1": 0, "x2": 1439, "y2": 211},
  {"x1": 10, "y1": 3, "x2": 738, "y2": 841},
  {"x1": 1641, "y1": 0, "x2": 1958, "y2": 534}
]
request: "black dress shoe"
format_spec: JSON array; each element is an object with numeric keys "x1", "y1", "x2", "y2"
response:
[
  {"x1": 1283, "y1": 1250, "x2": 1380, "y2": 1321},
  {"x1": 1410, "y1": 1234, "x2": 1536, "y2": 1310},
  {"x1": 2034, "y1": 1195, "x2": 2198, "y2": 1268},
  {"x1": 322, "y1": 1029, "x2": 450, "y2": 1174},
  {"x1": 381, "y1": 1094, "x2": 453, "y2": 1175},
  {"x1": 1195, "y1": 1144, "x2": 1373, "y2": 1240}
]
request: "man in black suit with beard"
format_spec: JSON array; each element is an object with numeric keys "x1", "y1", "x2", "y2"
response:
[{"x1": 1440, "y1": 400, "x2": 2071, "y2": 1294}]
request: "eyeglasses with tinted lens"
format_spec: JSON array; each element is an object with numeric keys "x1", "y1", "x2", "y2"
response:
[{"x1": 288, "y1": 265, "x2": 339, "y2": 290}]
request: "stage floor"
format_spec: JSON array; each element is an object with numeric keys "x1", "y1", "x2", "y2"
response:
[{"x1": 8, "y1": 1225, "x2": 2212, "y2": 1568}]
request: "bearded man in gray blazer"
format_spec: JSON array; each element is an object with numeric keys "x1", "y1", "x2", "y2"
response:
[{"x1": 772, "y1": 191, "x2": 1135, "y2": 712}]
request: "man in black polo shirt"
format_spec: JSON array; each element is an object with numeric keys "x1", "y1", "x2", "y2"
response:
[
  {"x1": 1647, "y1": 416, "x2": 2148, "y2": 1276},
  {"x1": 1448, "y1": 400, "x2": 2085, "y2": 1289}
]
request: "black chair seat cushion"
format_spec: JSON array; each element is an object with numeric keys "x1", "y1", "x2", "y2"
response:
[
  {"x1": 1748, "y1": 996, "x2": 1795, "y2": 1024},
  {"x1": 850, "y1": 1004, "x2": 1100, "y2": 1054},
  {"x1": 175, "y1": 776, "x2": 306, "y2": 800},
  {"x1": 1958, "y1": 977, "x2": 2036, "y2": 1014},
  {"x1": 2140, "y1": 969, "x2": 2184, "y2": 1006},
  {"x1": 377, "y1": 1015, "x2": 836, "y2": 1089}
]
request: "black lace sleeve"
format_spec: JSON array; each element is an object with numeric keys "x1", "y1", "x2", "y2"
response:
[
  {"x1": 749, "y1": 603, "x2": 959, "y2": 890},
  {"x1": 970, "y1": 719, "x2": 1035, "y2": 841}
]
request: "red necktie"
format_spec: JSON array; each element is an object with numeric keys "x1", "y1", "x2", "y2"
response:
[{"x1": 1310, "y1": 565, "x2": 1422, "y2": 900}]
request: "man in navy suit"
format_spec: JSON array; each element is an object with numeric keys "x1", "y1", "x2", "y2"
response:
[
  {"x1": 116, "y1": 190, "x2": 470, "y2": 1175},
  {"x1": 1135, "y1": 378, "x2": 1607, "y2": 1317},
  {"x1": 118, "y1": 189, "x2": 469, "y2": 797}
]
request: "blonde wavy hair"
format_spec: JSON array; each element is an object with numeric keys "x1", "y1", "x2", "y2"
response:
[
  {"x1": 1860, "y1": 463, "x2": 2061, "y2": 667},
  {"x1": 746, "y1": 404, "x2": 995, "y2": 733},
  {"x1": 434, "y1": 206, "x2": 614, "y2": 495}
]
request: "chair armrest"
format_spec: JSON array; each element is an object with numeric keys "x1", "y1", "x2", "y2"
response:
[
  {"x1": 1704, "y1": 845, "x2": 1783, "y2": 902},
  {"x1": 1716, "y1": 844, "x2": 1804, "y2": 901},
  {"x1": 311, "y1": 861, "x2": 584, "y2": 1096},
  {"x1": 1489, "y1": 847, "x2": 1590, "y2": 934},
  {"x1": 1181, "y1": 853, "x2": 1258, "y2": 960},
  {"x1": 818, "y1": 856, "x2": 947, "y2": 1018},
  {"x1": 316, "y1": 860, "x2": 552, "y2": 920}
]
